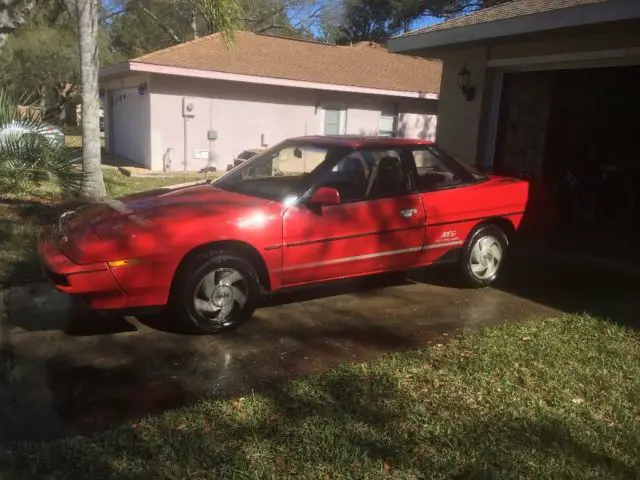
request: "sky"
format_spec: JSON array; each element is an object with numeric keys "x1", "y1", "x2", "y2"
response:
[
  {"x1": 413, "y1": 16, "x2": 442, "y2": 30},
  {"x1": 100, "y1": 0, "x2": 446, "y2": 38}
]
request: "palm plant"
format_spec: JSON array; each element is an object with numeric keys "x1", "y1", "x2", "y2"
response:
[{"x1": 0, "y1": 89, "x2": 81, "y2": 196}]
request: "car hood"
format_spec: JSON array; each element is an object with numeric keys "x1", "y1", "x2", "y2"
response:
[
  {"x1": 57, "y1": 181, "x2": 278, "y2": 262},
  {"x1": 116, "y1": 180, "x2": 270, "y2": 215},
  {"x1": 73, "y1": 181, "x2": 274, "y2": 228}
]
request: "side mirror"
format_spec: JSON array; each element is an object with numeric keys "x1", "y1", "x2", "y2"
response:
[{"x1": 308, "y1": 186, "x2": 340, "y2": 206}]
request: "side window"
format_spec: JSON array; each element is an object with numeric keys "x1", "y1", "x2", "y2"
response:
[
  {"x1": 410, "y1": 148, "x2": 465, "y2": 191},
  {"x1": 317, "y1": 149, "x2": 411, "y2": 203}
]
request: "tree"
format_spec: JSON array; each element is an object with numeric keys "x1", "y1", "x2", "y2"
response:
[
  {"x1": 108, "y1": 0, "x2": 192, "y2": 58},
  {"x1": 107, "y1": 0, "x2": 323, "y2": 59},
  {"x1": 393, "y1": 0, "x2": 512, "y2": 23},
  {"x1": 321, "y1": 0, "x2": 512, "y2": 45},
  {"x1": 0, "y1": 0, "x2": 35, "y2": 48},
  {"x1": 74, "y1": 0, "x2": 105, "y2": 200},
  {"x1": 323, "y1": 0, "x2": 396, "y2": 44},
  {"x1": 0, "y1": 26, "x2": 79, "y2": 120},
  {"x1": 107, "y1": 0, "x2": 243, "y2": 55},
  {"x1": 0, "y1": 1, "x2": 118, "y2": 124}
]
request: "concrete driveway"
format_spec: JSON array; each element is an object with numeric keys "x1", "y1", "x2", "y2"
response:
[{"x1": 0, "y1": 249, "x2": 637, "y2": 445}]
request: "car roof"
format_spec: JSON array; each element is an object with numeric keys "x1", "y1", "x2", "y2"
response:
[{"x1": 288, "y1": 135, "x2": 434, "y2": 149}]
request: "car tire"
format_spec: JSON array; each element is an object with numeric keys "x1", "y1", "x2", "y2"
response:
[
  {"x1": 459, "y1": 224, "x2": 508, "y2": 288},
  {"x1": 173, "y1": 250, "x2": 260, "y2": 334}
]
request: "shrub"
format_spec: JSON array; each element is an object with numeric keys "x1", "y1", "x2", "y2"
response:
[{"x1": 0, "y1": 90, "x2": 80, "y2": 197}]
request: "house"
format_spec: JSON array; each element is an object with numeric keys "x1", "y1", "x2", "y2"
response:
[
  {"x1": 388, "y1": 0, "x2": 640, "y2": 184},
  {"x1": 99, "y1": 32, "x2": 442, "y2": 172}
]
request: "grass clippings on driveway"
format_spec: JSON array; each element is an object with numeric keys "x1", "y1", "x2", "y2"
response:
[
  {"x1": 0, "y1": 168, "x2": 210, "y2": 284},
  {"x1": 1, "y1": 314, "x2": 638, "y2": 479}
]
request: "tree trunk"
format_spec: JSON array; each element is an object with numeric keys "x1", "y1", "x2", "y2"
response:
[
  {"x1": 64, "y1": 101, "x2": 77, "y2": 126},
  {"x1": 191, "y1": 8, "x2": 198, "y2": 39},
  {"x1": 75, "y1": 0, "x2": 106, "y2": 200}
]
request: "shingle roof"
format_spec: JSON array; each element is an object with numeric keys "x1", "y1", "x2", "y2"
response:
[
  {"x1": 132, "y1": 31, "x2": 442, "y2": 94},
  {"x1": 403, "y1": 0, "x2": 611, "y2": 36}
]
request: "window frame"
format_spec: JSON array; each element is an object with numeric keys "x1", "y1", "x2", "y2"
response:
[
  {"x1": 378, "y1": 105, "x2": 397, "y2": 137},
  {"x1": 406, "y1": 145, "x2": 487, "y2": 193},
  {"x1": 322, "y1": 106, "x2": 347, "y2": 135}
]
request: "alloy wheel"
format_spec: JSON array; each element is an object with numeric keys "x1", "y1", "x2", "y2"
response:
[
  {"x1": 193, "y1": 268, "x2": 248, "y2": 323},
  {"x1": 469, "y1": 235, "x2": 503, "y2": 280}
]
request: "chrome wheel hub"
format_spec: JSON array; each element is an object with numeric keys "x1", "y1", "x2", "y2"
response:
[
  {"x1": 470, "y1": 235, "x2": 502, "y2": 280},
  {"x1": 193, "y1": 268, "x2": 248, "y2": 322},
  {"x1": 211, "y1": 285, "x2": 234, "y2": 308}
]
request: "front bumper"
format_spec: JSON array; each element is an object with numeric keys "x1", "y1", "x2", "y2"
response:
[{"x1": 37, "y1": 226, "x2": 128, "y2": 310}]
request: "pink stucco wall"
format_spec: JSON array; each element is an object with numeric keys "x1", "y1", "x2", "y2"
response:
[{"x1": 141, "y1": 74, "x2": 437, "y2": 171}]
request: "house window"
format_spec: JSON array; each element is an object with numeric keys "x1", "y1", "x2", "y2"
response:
[
  {"x1": 378, "y1": 107, "x2": 396, "y2": 137},
  {"x1": 323, "y1": 108, "x2": 344, "y2": 135}
]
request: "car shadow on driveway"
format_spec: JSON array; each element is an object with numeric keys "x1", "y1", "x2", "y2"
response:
[
  {"x1": 0, "y1": 264, "x2": 514, "y2": 444},
  {"x1": 496, "y1": 244, "x2": 640, "y2": 331},
  {"x1": 137, "y1": 270, "x2": 445, "y2": 335},
  {"x1": 0, "y1": 243, "x2": 638, "y2": 445}
]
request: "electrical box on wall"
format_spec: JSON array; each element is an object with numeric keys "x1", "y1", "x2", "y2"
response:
[
  {"x1": 207, "y1": 129, "x2": 218, "y2": 141},
  {"x1": 182, "y1": 97, "x2": 196, "y2": 118}
]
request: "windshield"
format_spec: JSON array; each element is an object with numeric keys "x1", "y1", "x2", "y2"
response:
[{"x1": 213, "y1": 141, "x2": 334, "y2": 201}]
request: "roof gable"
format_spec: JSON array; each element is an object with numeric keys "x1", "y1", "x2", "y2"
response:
[{"x1": 129, "y1": 32, "x2": 441, "y2": 95}]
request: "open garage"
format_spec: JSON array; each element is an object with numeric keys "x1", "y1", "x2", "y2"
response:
[
  {"x1": 494, "y1": 65, "x2": 640, "y2": 233},
  {"x1": 389, "y1": 0, "x2": 640, "y2": 265}
]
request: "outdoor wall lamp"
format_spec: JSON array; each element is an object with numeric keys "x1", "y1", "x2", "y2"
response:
[
  {"x1": 458, "y1": 64, "x2": 476, "y2": 101},
  {"x1": 138, "y1": 81, "x2": 148, "y2": 96}
]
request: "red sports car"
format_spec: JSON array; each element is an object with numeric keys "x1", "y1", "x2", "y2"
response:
[{"x1": 38, "y1": 136, "x2": 536, "y2": 333}]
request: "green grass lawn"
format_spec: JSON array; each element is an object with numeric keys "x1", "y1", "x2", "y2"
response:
[
  {"x1": 0, "y1": 168, "x2": 209, "y2": 283},
  {"x1": 0, "y1": 315, "x2": 638, "y2": 478}
]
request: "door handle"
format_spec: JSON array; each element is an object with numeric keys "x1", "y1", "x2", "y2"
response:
[{"x1": 400, "y1": 208, "x2": 417, "y2": 218}]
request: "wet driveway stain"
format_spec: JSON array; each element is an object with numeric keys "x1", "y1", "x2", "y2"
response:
[{"x1": 0, "y1": 248, "x2": 638, "y2": 444}]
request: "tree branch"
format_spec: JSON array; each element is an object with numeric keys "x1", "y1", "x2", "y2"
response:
[
  {"x1": 239, "y1": 3, "x2": 288, "y2": 24},
  {"x1": 101, "y1": 0, "x2": 182, "y2": 43},
  {"x1": 255, "y1": 23, "x2": 295, "y2": 34},
  {"x1": 291, "y1": 4, "x2": 325, "y2": 30},
  {"x1": 195, "y1": 4, "x2": 214, "y2": 33},
  {"x1": 139, "y1": 5, "x2": 181, "y2": 43},
  {"x1": 100, "y1": 6, "x2": 129, "y2": 22}
]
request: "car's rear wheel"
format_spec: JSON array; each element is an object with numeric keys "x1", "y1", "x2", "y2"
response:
[
  {"x1": 173, "y1": 250, "x2": 260, "y2": 334},
  {"x1": 460, "y1": 224, "x2": 508, "y2": 288}
]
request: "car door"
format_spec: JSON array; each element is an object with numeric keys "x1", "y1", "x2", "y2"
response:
[
  {"x1": 282, "y1": 148, "x2": 426, "y2": 286},
  {"x1": 408, "y1": 145, "x2": 487, "y2": 265}
]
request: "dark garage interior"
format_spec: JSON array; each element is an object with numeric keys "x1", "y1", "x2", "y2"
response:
[{"x1": 493, "y1": 65, "x2": 640, "y2": 265}]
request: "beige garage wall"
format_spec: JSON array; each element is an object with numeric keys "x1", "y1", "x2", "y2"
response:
[
  {"x1": 488, "y1": 22, "x2": 640, "y2": 61},
  {"x1": 434, "y1": 21, "x2": 640, "y2": 168},
  {"x1": 434, "y1": 46, "x2": 488, "y2": 165}
]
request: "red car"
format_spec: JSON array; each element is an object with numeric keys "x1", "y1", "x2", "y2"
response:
[{"x1": 39, "y1": 136, "x2": 536, "y2": 333}]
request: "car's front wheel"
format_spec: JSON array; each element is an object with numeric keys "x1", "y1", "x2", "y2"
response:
[
  {"x1": 173, "y1": 250, "x2": 260, "y2": 334},
  {"x1": 460, "y1": 224, "x2": 508, "y2": 287}
]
